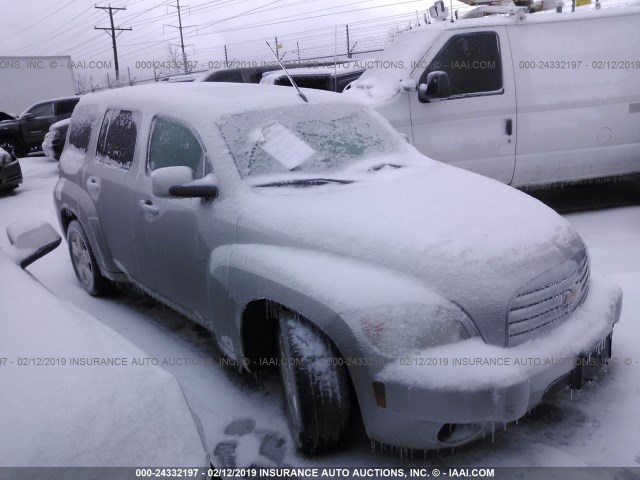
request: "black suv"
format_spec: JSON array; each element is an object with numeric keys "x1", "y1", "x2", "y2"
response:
[{"x1": 0, "y1": 96, "x2": 79, "y2": 157}]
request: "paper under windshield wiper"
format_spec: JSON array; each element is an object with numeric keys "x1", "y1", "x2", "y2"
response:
[{"x1": 255, "y1": 178, "x2": 353, "y2": 188}]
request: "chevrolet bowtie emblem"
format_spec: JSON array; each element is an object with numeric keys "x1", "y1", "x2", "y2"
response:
[{"x1": 562, "y1": 286, "x2": 580, "y2": 307}]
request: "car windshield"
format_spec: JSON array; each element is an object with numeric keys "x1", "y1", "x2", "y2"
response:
[{"x1": 217, "y1": 103, "x2": 404, "y2": 179}]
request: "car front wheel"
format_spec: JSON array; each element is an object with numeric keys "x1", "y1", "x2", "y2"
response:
[
  {"x1": 277, "y1": 310, "x2": 351, "y2": 454},
  {"x1": 67, "y1": 220, "x2": 111, "y2": 296}
]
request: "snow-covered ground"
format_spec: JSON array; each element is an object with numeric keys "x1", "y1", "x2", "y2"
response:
[{"x1": 1, "y1": 155, "x2": 639, "y2": 469}]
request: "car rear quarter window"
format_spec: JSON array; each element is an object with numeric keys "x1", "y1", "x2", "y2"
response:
[
  {"x1": 68, "y1": 105, "x2": 98, "y2": 153},
  {"x1": 56, "y1": 99, "x2": 79, "y2": 117},
  {"x1": 206, "y1": 71, "x2": 244, "y2": 83},
  {"x1": 96, "y1": 109, "x2": 140, "y2": 169},
  {"x1": 147, "y1": 117, "x2": 209, "y2": 178}
]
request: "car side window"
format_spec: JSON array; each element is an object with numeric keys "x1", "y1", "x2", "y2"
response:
[
  {"x1": 419, "y1": 32, "x2": 503, "y2": 97},
  {"x1": 28, "y1": 102, "x2": 54, "y2": 118},
  {"x1": 147, "y1": 117, "x2": 209, "y2": 179},
  {"x1": 56, "y1": 99, "x2": 79, "y2": 117},
  {"x1": 68, "y1": 105, "x2": 98, "y2": 153},
  {"x1": 96, "y1": 109, "x2": 140, "y2": 169},
  {"x1": 207, "y1": 71, "x2": 244, "y2": 83}
]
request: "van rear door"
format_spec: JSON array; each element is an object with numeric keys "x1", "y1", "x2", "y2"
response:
[{"x1": 408, "y1": 27, "x2": 517, "y2": 184}]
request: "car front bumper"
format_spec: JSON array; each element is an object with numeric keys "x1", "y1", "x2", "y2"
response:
[
  {"x1": 0, "y1": 158, "x2": 23, "y2": 191},
  {"x1": 363, "y1": 274, "x2": 622, "y2": 450}
]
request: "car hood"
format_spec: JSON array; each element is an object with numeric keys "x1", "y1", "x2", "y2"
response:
[{"x1": 235, "y1": 160, "x2": 584, "y2": 346}]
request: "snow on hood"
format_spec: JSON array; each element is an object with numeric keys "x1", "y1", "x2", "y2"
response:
[
  {"x1": 236, "y1": 157, "x2": 584, "y2": 346},
  {"x1": 342, "y1": 27, "x2": 442, "y2": 103},
  {"x1": 0, "y1": 251, "x2": 208, "y2": 467}
]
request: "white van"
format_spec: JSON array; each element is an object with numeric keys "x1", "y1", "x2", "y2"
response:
[{"x1": 344, "y1": 5, "x2": 640, "y2": 187}]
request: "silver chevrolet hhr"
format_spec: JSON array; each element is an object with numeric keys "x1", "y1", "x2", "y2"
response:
[{"x1": 54, "y1": 83, "x2": 622, "y2": 454}]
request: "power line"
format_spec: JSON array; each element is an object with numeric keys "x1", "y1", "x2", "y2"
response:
[{"x1": 95, "y1": 5, "x2": 133, "y2": 80}]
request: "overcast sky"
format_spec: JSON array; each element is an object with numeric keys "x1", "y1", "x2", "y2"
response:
[
  {"x1": 0, "y1": 0, "x2": 473, "y2": 84},
  {"x1": 1, "y1": 0, "x2": 624, "y2": 86}
]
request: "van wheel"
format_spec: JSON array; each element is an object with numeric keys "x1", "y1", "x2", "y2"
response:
[
  {"x1": 67, "y1": 220, "x2": 111, "y2": 296},
  {"x1": 277, "y1": 311, "x2": 351, "y2": 454}
]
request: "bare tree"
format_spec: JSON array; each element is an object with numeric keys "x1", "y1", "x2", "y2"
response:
[
  {"x1": 164, "y1": 44, "x2": 194, "y2": 77},
  {"x1": 75, "y1": 72, "x2": 93, "y2": 94}
]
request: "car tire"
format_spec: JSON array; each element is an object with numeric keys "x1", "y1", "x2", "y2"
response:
[
  {"x1": 67, "y1": 220, "x2": 111, "y2": 296},
  {"x1": 0, "y1": 138, "x2": 24, "y2": 158},
  {"x1": 0, "y1": 185, "x2": 18, "y2": 194},
  {"x1": 277, "y1": 310, "x2": 351, "y2": 454}
]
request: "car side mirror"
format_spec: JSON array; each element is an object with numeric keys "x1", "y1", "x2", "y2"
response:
[
  {"x1": 6, "y1": 220, "x2": 62, "y2": 269},
  {"x1": 151, "y1": 166, "x2": 194, "y2": 197},
  {"x1": 400, "y1": 78, "x2": 418, "y2": 93},
  {"x1": 23, "y1": 113, "x2": 35, "y2": 121},
  {"x1": 169, "y1": 173, "x2": 219, "y2": 199},
  {"x1": 418, "y1": 71, "x2": 451, "y2": 103}
]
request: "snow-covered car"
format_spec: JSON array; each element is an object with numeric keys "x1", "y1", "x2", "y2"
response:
[
  {"x1": 42, "y1": 118, "x2": 70, "y2": 161},
  {"x1": 53, "y1": 83, "x2": 622, "y2": 454},
  {"x1": 0, "y1": 146, "x2": 22, "y2": 193},
  {"x1": 0, "y1": 223, "x2": 209, "y2": 467}
]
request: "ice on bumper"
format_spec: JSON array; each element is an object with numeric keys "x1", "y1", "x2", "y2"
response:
[{"x1": 377, "y1": 273, "x2": 621, "y2": 417}]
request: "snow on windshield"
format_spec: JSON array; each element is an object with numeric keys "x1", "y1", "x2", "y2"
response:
[{"x1": 217, "y1": 104, "x2": 403, "y2": 178}]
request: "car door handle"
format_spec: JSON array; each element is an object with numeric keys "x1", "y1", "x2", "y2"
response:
[
  {"x1": 138, "y1": 200, "x2": 158, "y2": 216},
  {"x1": 505, "y1": 118, "x2": 513, "y2": 136}
]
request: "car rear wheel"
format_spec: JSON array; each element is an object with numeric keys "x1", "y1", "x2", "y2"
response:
[
  {"x1": 67, "y1": 220, "x2": 111, "y2": 296},
  {"x1": 277, "y1": 311, "x2": 351, "y2": 454}
]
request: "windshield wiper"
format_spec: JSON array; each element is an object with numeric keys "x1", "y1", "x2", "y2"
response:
[
  {"x1": 255, "y1": 178, "x2": 353, "y2": 188},
  {"x1": 369, "y1": 163, "x2": 402, "y2": 172}
]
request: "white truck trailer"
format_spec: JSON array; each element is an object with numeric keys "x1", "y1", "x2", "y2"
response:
[{"x1": 0, "y1": 56, "x2": 76, "y2": 116}]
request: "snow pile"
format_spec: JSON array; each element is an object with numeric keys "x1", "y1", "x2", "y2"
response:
[{"x1": 0, "y1": 251, "x2": 208, "y2": 467}]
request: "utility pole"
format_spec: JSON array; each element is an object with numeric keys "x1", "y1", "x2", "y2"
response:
[
  {"x1": 166, "y1": 0, "x2": 197, "y2": 74},
  {"x1": 95, "y1": 5, "x2": 131, "y2": 81}
]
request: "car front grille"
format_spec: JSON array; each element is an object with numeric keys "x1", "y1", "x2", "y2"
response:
[{"x1": 508, "y1": 251, "x2": 589, "y2": 346}]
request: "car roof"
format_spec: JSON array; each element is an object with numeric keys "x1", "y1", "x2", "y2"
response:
[
  {"x1": 77, "y1": 82, "x2": 360, "y2": 120},
  {"x1": 20, "y1": 96, "x2": 79, "y2": 116},
  {"x1": 30, "y1": 95, "x2": 80, "y2": 105}
]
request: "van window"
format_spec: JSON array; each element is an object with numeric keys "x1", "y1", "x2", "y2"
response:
[
  {"x1": 68, "y1": 105, "x2": 98, "y2": 153},
  {"x1": 147, "y1": 117, "x2": 209, "y2": 178},
  {"x1": 96, "y1": 109, "x2": 140, "y2": 169},
  {"x1": 420, "y1": 32, "x2": 502, "y2": 97}
]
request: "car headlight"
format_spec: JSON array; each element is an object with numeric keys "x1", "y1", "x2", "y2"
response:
[
  {"x1": 356, "y1": 302, "x2": 479, "y2": 359},
  {"x1": 0, "y1": 151, "x2": 13, "y2": 168}
]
